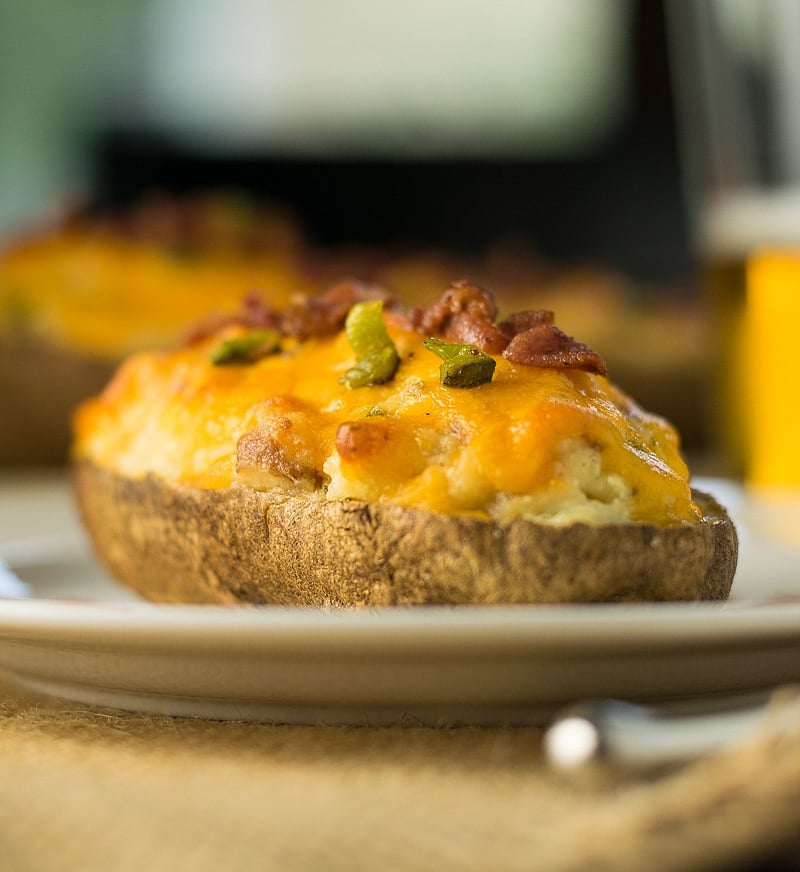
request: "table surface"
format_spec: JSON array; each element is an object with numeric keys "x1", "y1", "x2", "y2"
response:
[
  {"x1": 2, "y1": 672, "x2": 800, "y2": 872},
  {"x1": 2, "y1": 471, "x2": 800, "y2": 871}
]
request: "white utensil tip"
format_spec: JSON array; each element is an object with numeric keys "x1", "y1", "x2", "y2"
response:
[{"x1": 543, "y1": 715, "x2": 602, "y2": 770}]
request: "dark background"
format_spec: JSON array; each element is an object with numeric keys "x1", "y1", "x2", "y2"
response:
[{"x1": 93, "y1": 1, "x2": 692, "y2": 286}]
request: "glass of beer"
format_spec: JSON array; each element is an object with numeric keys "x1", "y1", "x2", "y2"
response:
[{"x1": 669, "y1": 0, "x2": 800, "y2": 519}]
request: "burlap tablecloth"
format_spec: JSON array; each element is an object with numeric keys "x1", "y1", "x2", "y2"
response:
[{"x1": 2, "y1": 674, "x2": 800, "y2": 872}]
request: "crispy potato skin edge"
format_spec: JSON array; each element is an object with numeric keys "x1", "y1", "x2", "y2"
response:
[{"x1": 73, "y1": 460, "x2": 738, "y2": 606}]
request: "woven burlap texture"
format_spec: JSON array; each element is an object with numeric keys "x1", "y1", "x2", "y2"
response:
[{"x1": 2, "y1": 675, "x2": 800, "y2": 872}]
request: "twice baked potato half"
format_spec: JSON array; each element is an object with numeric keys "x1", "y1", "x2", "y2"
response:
[{"x1": 73, "y1": 281, "x2": 737, "y2": 605}]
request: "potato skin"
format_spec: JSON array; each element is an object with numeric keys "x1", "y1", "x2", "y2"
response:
[
  {"x1": 74, "y1": 460, "x2": 738, "y2": 605},
  {"x1": 0, "y1": 337, "x2": 115, "y2": 465}
]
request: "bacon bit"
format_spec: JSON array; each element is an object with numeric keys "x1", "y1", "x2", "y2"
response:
[
  {"x1": 502, "y1": 323, "x2": 607, "y2": 375},
  {"x1": 410, "y1": 280, "x2": 498, "y2": 328},
  {"x1": 445, "y1": 315, "x2": 510, "y2": 354},
  {"x1": 498, "y1": 309, "x2": 554, "y2": 336},
  {"x1": 190, "y1": 278, "x2": 607, "y2": 376},
  {"x1": 280, "y1": 280, "x2": 392, "y2": 340},
  {"x1": 185, "y1": 280, "x2": 395, "y2": 345},
  {"x1": 413, "y1": 284, "x2": 607, "y2": 375},
  {"x1": 409, "y1": 280, "x2": 509, "y2": 354},
  {"x1": 241, "y1": 291, "x2": 282, "y2": 329}
]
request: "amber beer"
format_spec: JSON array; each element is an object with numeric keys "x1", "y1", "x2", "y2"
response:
[
  {"x1": 703, "y1": 190, "x2": 800, "y2": 537},
  {"x1": 746, "y1": 253, "x2": 800, "y2": 489},
  {"x1": 701, "y1": 190, "x2": 800, "y2": 485},
  {"x1": 703, "y1": 255, "x2": 748, "y2": 480}
]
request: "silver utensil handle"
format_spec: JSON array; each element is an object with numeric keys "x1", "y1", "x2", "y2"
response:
[
  {"x1": 0, "y1": 558, "x2": 31, "y2": 599},
  {"x1": 544, "y1": 695, "x2": 794, "y2": 772}
]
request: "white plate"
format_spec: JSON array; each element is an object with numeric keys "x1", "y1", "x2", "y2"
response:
[{"x1": 0, "y1": 472, "x2": 799, "y2": 725}]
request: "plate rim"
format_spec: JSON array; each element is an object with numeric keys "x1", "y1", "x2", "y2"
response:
[{"x1": 2, "y1": 593, "x2": 800, "y2": 652}]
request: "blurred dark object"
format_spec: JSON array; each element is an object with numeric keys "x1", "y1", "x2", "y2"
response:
[{"x1": 92, "y1": 2, "x2": 691, "y2": 286}]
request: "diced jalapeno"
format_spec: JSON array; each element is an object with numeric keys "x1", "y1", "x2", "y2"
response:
[
  {"x1": 341, "y1": 300, "x2": 399, "y2": 388},
  {"x1": 210, "y1": 329, "x2": 281, "y2": 365},
  {"x1": 423, "y1": 337, "x2": 496, "y2": 387}
]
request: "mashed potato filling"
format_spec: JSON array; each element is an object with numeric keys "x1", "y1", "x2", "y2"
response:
[{"x1": 74, "y1": 313, "x2": 700, "y2": 526}]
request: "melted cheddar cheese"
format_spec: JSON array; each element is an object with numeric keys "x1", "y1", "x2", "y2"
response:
[{"x1": 74, "y1": 312, "x2": 700, "y2": 526}]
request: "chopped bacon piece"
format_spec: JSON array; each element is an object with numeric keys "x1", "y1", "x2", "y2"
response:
[
  {"x1": 186, "y1": 280, "x2": 395, "y2": 345},
  {"x1": 191, "y1": 278, "x2": 607, "y2": 376},
  {"x1": 413, "y1": 284, "x2": 606, "y2": 375},
  {"x1": 499, "y1": 309, "x2": 554, "y2": 333},
  {"x1": 502, "y1": 323, "x2": 607, "y2": 375},
  {"x1": 410, "y1": 280, "x2": 508, "y2": 353},
  {"x1": 281, "y1": 280, "x2": 394, "y2": 339},
  {"x1": 241, "y1": 291, "x2": 281, "y2": 329}
]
